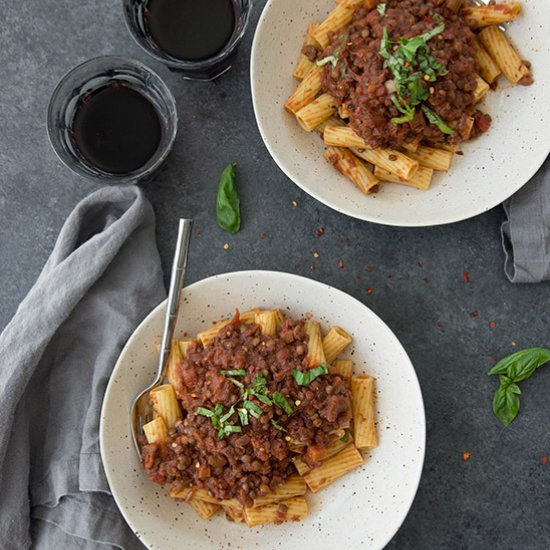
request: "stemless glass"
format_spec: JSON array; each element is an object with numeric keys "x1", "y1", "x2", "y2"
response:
[
  {"x1": 47, "y1": 55, "x2": 177, "y2": 184},
  {"x1": 122, "y1": 0, "x2": 253, "y2": 81}
]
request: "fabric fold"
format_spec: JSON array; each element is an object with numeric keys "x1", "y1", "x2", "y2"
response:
[{"x1": 0, "y1": 185, "x2": 165, "y2": 549}]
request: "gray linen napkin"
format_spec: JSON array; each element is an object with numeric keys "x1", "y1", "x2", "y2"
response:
[
  {"x1": 0, "y1": 185, "x2": 165, "y2": 549},
  {"x1": 502, "y1": 156, "x2": 550, "y2": 283}
]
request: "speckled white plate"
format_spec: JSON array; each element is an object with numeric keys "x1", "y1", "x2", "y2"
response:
[
  {"x1": 100, "y1": 271, "x2": 425, "y2": 550},
  {"x1": 250, "y1": 0, "x2": 550, "y2": 226}
]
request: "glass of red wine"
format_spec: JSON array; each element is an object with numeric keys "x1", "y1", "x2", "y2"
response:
[
  {"x1": 47, "y1": 56, "x2": 177, "y2": 183},
  {"x1": 122, "y1": 0, "x2": 253, "y2": 80}
]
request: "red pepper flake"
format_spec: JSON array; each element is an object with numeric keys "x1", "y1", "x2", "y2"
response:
[
  {"x1": 365, "y1": 265, "x2": 374, "y2": 273},
  {"x1": 309, "y1": 265, "x2": 316, "y2": 272},
  {"x1": 489, "y1": 321, "x2": 496, "y2": 329},
  {"x1": 355, "y1": 275, "x2": 362, "y2": 282},
  {"x1": 463, "y1": 271, "x2": 470, "y2": 283},
  {"x1": 469, "y1": 309, "x2": 479, "y2": 318},
  {"x1": 436, "y1": 321, "x2": 444, "y2": 329},
  {"x1": 456, "y1": 150, "x2": 464, "y2": 156},
  {"x1": 542, "y1": 456, "x2": 548, "y2": 465},
  {"x1": 463, "y1": 452, "x2": 471, "y2": 461},
  {"x1": 366, "y1": 287, "x2": 374, "y2": 295},
  {"x1": 417, "y1": 260, "x2": 424, "y2": 268},
  {"x1": 423, "y1": 277, "x2": 430, "y2": 284},
  {"x1": 194, "y1": 226, "x2": 202, "y2": 235},
  {"x1": 338, "y1": 260, "x2": 345, "y2": 269},
  {"x1": 259, "y1": 232, "x2": 268, "y2": 240},
  {"x1": 315, "y1": 227, "x2": 325, "y2": 238},
  {"x1": 387, "y1": 273, "x2": 393, "y2": 279}
]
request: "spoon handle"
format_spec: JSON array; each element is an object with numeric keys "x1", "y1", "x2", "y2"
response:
[{"x1": 156, "y1": 218, "x2": 193, "y2": 383}]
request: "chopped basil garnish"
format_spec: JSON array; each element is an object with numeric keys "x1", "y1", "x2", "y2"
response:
[
  {"x1": 196, "y1": 407, "x2": 215, "y2": 417},
  {"x1": 219, "y1": 404, "x2": 236, "y2": 423},
  {"x1": 316, "y1": 54, "x2": 339, "y2": 68},
  {"x1": 243, "y1": 399, "x2": 263, "y2": 419},
  {"x1": 227, "y1": 378, "x2": 244, "y2": 388},
  {"x1": 196, "y1": 403, "x2": 240, "y2": 439},
  {"x1": 291, "y1": 364, "x2": 329, "y2": 386},
  {"x1": 250, "y1": 389, "x2": 273, "y2": 406},
  {"x1": 271, "y1": 419, "x2": 287, "y2": 432},
  {"x1": 220, "y1": 369, "x2": 247, "y2": 376},
  {"x1": 377, "y1": 2, "x2": 386, "y2": 16},
  {"x1": 421, "y1": 105, "x2": 455, "y2": 135},
  {"x1": 272, "y1": 391, "x2": 294, "y2": 414},
  {"x1": 238, "y1": 408, "x2": 249, "y2": 426}
]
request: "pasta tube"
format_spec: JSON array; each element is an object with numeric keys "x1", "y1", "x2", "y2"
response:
[
  {"x1": 252, "y1": 475, "x2": 307, "y2": 508},
  {"x1": 461, "y1": 3, "x2": 521, "y2": 28},
  {"x1": 311, "y1": 3, "x2": 356, "y2": 50},
  {"x1": 293, "y1": 22, "x2": 319, "y2": 80},
  {"x1": 374, "y1": 165, "x2": 434, "y2": 191},
  {"x1": 255, "y1": 309, "x2": 279, "y2": 336},
  {"x1": 244, "y1": 497, "x2": 308, "y2": 527},
  {"x1": 304, "y1": 320, "x2": 326, "y2": 367},
  {"x1": 189, "y1": 497, "x2": 220, "y2": 519},
  {"x1": 293, "y1": 433, "x2": 354, "y2": 475},
  {"x1": 351, "y1": 374, "x2": 377, "y2": 449},
  {"x1": 329, "y1": 359, "x2": 354, "y2": 381},
  {"x1": 303, "y1": 444, "x2": 364, "y2": 492},
  {"x1": 351, "y1": 147, "x2": 419, "y2": 180},
  {"x1": 324, "y1": 126, "x2": 368, "y2": 148},
  {"x1": 314, "y1": 115, "x2": 346, "y2": 136},
  {"x1": 143, "y1": 417, "x2": 168, "y2": 445},
  {"x1": 284, "y1": 66, "x2": 323, "y2": 114},
  {"x1": 478, "y1": 25, "x2": 531, "y2": 85},
  {"x1": 403, "y1": 145, "x2": 454, "y2": 171},
  {"x1": 296, "y1": 93, "x2": 338, "y2": 132},
  {"x1": 167, "y1": 339, "x2": 183, "y2": 387},
  {"x1": 322, "y1": 326, "x2": 353, "y2": 364},
  {"x1": 239, "y1": 308, "x2": 260, "y2": 324},
  {"x1": 150, "y1": 384, "x2": 182, "y2": 429},
  {"x1": 472, "y1": 75, "x2": 490, "y2": 104},
  {"x1": 324, "y1": 147, "x2": 380, "y2": 195},
  {"x1": 473, "y1": 38, "x2": 501, "y2": 84}
]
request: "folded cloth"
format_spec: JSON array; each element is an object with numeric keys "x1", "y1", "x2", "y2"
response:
[
  {"x1": 0, "y1": 185, "x2": 166, "y2": 549},
  {"x1": 502, "y1": 156, "x2": 550, "y2": 283}
]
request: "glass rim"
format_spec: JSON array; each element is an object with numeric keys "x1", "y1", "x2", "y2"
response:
[
  {"x1": 121, "y1": 0, "x2": 253, "y2": 71},
  {"x1": 46, "y1": 55, "x2": 178, "y2": 184}
]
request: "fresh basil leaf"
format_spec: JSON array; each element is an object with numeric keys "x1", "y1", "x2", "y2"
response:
[
  {"x1": 243, "y1": 399, "x2": 263, "y2": 418},
  {"x1": 213, "y1": 403, "x2": 224, "y2": 417},
  {"x1": 390, "y1": 95, "x2": 415, "y2": 125},
  {"x1": 196, "y1": 407, "x2": 214, "y2": 417},
  {"x1": 216, "y1": 162, "x2": 240, "y2": 234},
  {"x1": 220, "y1": 369, "x2": 247, "y2": 377},
  {"x1": 250, "y1": 390, "x2": 273, "y2": 406},
  {"x1": 272, "y1": 391, "x2": 294, "y2": 414},
  {"x1": 376, "y1": 2, "x2": 386, "y2": 16},
  {"x1": 291, "y1": 364, "x2": 329, "y2": 386},
  {"x1": 227, "y1": 378, "x2": 244, "y2": 388},
  {"x1": 223, "y1": 424, "x2": 242, "y2": 434},
  {"x1": 251, "y1": 374, "x2": 268, "y2": 392},
  {"x1": 421, "y1": 105, "x2": 455, "y2": 135},
  {"x1": 488, "y1": 347, "x2": 550, "y2": 382},
  {"x1": 219, "y1": 404, "x2": 236, "y2": 423},
  {"x1": 271, "y1": 419, "x2": 287, "y2": 432},
  {"x1": 316, "y1": 54, "x2": 339, "y2": 68},
  {"x1": 492, "y1": 383, "x2": 521, "y2": 426}
]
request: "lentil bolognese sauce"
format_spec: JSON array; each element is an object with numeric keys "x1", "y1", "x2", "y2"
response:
[{"x1": 139, "y1": 309, "x2": 375, "y2": 525}]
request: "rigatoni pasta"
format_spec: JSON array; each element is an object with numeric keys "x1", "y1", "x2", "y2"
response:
[{"x1": 139, "y1": 309, "x2": 378, "y2": 527}]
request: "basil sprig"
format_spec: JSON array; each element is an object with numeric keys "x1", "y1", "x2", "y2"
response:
[
  {"x1": 488, "y1": 347, "x2": 550, "y2": 426},
  {"x1": 196, "y1": 403, "x2": 242, "y2": 439},
  {"x1": 292, "y1": 364, "x2": 329, "y2": 386},
  {"x1": 216, "y1": 163, "x2": 240, "y2": 234},
  {"x1": 379, "y1": 23, "x2": 453, "y2": 133}
]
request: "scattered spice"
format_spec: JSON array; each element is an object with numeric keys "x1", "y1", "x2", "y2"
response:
[
  {"x1": 436, "y1": 321, "x2": 444, "y2": 328},
  {"x1": 542, "y1": 456, "x2": 548, "y2": 465},
  {"x1": 355, "y1": 275, "x2": 362, "y2": 282},
  {"x1": 292, "y1": 200, "x2": 298, "y2": 207},
  {"x1": 463, "y1": 452, "x2": 471, "y2": 461},
  {"x1": 338, "y1": 260, "x2": 345, "y2": 269},
  {"x1": 365, "y1": 265, "x2": 374, "y2": 273},
  {"x1": 366, "y1": 287, "x2": 374, "y2": 295},
  {"x1": 489, "y1": 321, "x2": 497, "y2": 329},
  {"x1": 417, "y1": 261, "x2": 423, "y2": 268},
  {"x1": 310, "y1": 265, "x2": 316, "y2": 272},
  {"x1": 313, "y1": 251, "x2": 320, "y2": 259},
  {"x1": 463, "y1": 271, "x2": 470, "y2": 283},
  {"x1": 469, "y1": 309, "x2": 479, "y2": 318},
  {"x1": 259, "y1": 232, "x2": 268, "y2": 240},
  {"x1": 194, "y1": 226, "x2": 202, "y2": 235},
  {"x1": 423, "y1": 277, "x2": 430, "y2": 284},
  {"x1": 456, "y1": 150, "x2": 464, "y2": 156},
  {"x1": 511, "y1": 341, "x2": 517, "y2": 347},
  {"x1": 315, "y1": 227, "x2": 325, "y2": 237},
  {"x1": 223, "y1": 243, "x2": 230, "y2": 250}
]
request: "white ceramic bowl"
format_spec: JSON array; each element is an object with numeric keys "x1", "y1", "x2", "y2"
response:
[
  {"x1": 250, "y1": 0, "x2": 550, "y2": 226},
  {"x1": 100, "y1": 271, "x2": 425, "y2": 550}
]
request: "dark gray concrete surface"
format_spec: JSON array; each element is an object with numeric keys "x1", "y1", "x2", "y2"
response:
[{"x1": 1, "y1": 0, "x2": 549, "y2": 548}]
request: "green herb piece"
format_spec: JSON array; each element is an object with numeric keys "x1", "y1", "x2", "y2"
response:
[
  {"x1": 316, "y1": 54, "x2": 339, "y2": 68},
  {"x1": 219, "y1": 404, "x2": 236, "y2": 423},
  {"x1": 243, "y1": 399, "x2": 264, "y2": 419},
  {"x1": 390, "y1": 95, "x2": 415, "y2": 125},
  {"x1": 196, "y1": 407, "x2": 214, "y2": 417},
  {"x1": 420, "y1": 105, "x2": 455, "y2": 135},
  {"x1": 220, "y1": 369, "x2": 247, "y2": 377},
  {"x1": 377, "y1": 2, "x2": 386, "y2": 16},
  {"x1": 272, "y1": 391, "x2": 294, "y2": 414},
  {"x1": 238, "y1": 408, "x2": 249, "y2": 426},
  {"x1": 251, "y1": 374, "x2": 268, "y2": 389},
  {"x1": 271, "y1": 419, "x2": 288, "y2": 432},
  {"x1": 291, "y1": 364, "x2": 329, "y2": 386},
  {"x1": 340, "y1": 431, "x2": 350, "y2": 443},
  {"x1": 488, "y1": 347, "x2": 550, "y2": 426},
  {"x1": 227, "y1": 378, "x2": 244, "y2": 389},
  {"x1": 250, "y1": 390, "x2": 273, "y2": 406},
  {"x1": 216, "y1": 163, "x2": 240, "y2": 234},
  {"x1": 223, "y1": 424, "x2": 242, "y2": 434}
]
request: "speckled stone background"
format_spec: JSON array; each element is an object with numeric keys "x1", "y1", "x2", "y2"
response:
[{"x1": 1, "y1": 0, "x2": 549, "y2": 548}]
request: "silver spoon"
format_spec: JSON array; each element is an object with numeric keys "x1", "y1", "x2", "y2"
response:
[{"x1": 130, "y1": 218, "x2": 193, "y2": 455}]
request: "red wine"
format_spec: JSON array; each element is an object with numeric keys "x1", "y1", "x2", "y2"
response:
[
  {"x1": 146, "y1": 0, "x2": 235, "y2": 61},
  {"x1": 72, "y1": 84, "x2": 162, "y2": 175}
]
